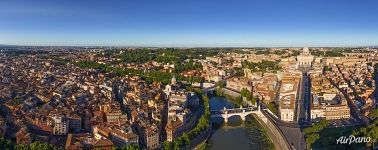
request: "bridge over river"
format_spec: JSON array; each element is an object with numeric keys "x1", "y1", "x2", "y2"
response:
[
  {"x1": 210, "y1": 106, "x2": 259, "y2": 123},
  {"x1": 209, "y1": 100, "x2": 292, "y2": 150}
]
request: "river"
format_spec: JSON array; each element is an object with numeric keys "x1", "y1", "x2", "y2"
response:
[{"x1": 207, "y1": 96, "x2": 274, "y2": 150}]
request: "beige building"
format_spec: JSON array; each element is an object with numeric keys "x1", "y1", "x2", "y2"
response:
[
  {"x1": 226, "y1": 77, "x2": 251, "y2": 92},
  {"x1": 279, "y1": 72, "x2": 301, "y2": 122},
  {"x1": 310, "y1": 73, "x2": 350, "y2": 120},
  {"x1": 143, "y1": 126, "x2": 159, "y2": 150},
  {"x1": 325, "y1": 104, "x2": 350, "y2": 120},
  {"x1": 165, "y1": 117, "x2": 183, "y2": 142}
]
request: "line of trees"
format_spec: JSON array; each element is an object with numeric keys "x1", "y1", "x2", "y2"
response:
[
  {"x1": 303, "y1": 119, "x2": 329, "y2": 148},
  {"x1": 73, "y1": 61, "x2": 203, "y2": 84},
  {"x1": 214, "y1": 88, "x2": 243, "y2": 107},
  {"x1": 114, "y1": 144, "x2": 139, "y2": 150},
  {"x1": 240, "y1": 88, "x2": 257, "y2": 105},
  {"x1": 353, "y1": 109, "x2": 378, "y2": 148},
  {"x1": 266, "y1": 102, "x2": 278, "y2": 116},
  {"x1": 173, "y1": 60, "x2": 202, "y2": 73},
  {"x1": 242, "y1": 60, "x2": 282, "y2": 73},
  {"x1": 119, "y1": 48, "x2": 219, "y2": 64},
  {"x1": 0, "y1": 138, "x2": 62, "y2": 150},
  {"x1": 75, "y1": 61, "x2": 143, "y2": 76},
  {"x1": 310, "y1": 49, "x2": 344, "y2": 57}
]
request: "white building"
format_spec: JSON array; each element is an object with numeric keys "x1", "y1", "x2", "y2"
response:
[
  {"x1": 52, "y1": 116, "x2": 69, "y2": 135},
  {"x1": 280, "y1": 95, "x2": 295, "y2": 122},
  {"x1": 297, "y1": 47, "x2": 314, "y2": 67}
]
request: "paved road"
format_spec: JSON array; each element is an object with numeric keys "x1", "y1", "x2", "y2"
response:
[
  {"x1": 281, "y1": 68, "x2": 310, "y2": 150},
  {"x1": 297, "y1": 72, "x2": 310, "y2": 125},
  {"x1": 279, "y1": 126, "x2": 306, "y2": 150}
]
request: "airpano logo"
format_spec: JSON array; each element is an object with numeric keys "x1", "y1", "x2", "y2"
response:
[{"x1": 336, "y1": 135, "x2": 371, "y2": 145}]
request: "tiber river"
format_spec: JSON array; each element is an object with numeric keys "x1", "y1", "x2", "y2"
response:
[{"x1": 207, "y1": 96, "x2": 274, "y2": 150}]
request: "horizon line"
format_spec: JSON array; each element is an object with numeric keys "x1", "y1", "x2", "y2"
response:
[{"x1": 1, "y1": 43, "x2": 378, "y2": 48}]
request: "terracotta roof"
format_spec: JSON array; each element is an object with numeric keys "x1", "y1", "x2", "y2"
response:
[
  {"x1": 112, "y1": 129, "x2": 138, "y2": 139},
  {"x1": 166, "y1": 118, "x2": 183, "y2": 130},
  {"x1": 93, "y1": 139, "x2": 114, "y2": 147}
]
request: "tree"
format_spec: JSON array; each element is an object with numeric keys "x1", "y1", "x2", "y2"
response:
[
  {"x1": 182, "y1": 133, "x2": 190, "y2": 146},
  {"x1": 368, "y1": 108, "x2": 378, "y2": 118},
  {"x1": 266, "y1": 102, "x2": 278, "y2": 116},
  {"x1": 216, "y1": 81, "x2": 226, "y2": 88},
  {"x1": 250, "y1": 97, "x2": 257, "y2": 105},
  {"x1": 120, "y1": 144, "x2": 139, "y2": 150},
  {"x1": 303, "y1": 119, "x2": 329, "y2": 135},
  {"x1": 173, "y1": 141, "x2": 181, "y2": 150},
  {"x1": 0, "y1": 138, "x2": 14, "y2": 150},
  {"x1": 353, "y1": 119, "x2": 378, "y2": 148},
  {"x1": 242, "y1": 60, "x2": 281, "y2": 72},
  {"x1": 163, "y1": 141, "x2": 172, "y2": 150},
  {"x1": 240, "y1": 88, "x2": 253, "y2": 100},
  {"x1": 15, "y1": 141, "x2": 62, "y2": 150},
  {"x1": 306, "y1": 133, "x2": 320, "y2": 148}
]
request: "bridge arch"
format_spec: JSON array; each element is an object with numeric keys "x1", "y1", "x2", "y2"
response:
[
  {"x1": 226, "y1": 115, "x2": 243, "y2": 123},
  {"x1": 211, "y1": 106, "x2": 259, "y2": 123}
]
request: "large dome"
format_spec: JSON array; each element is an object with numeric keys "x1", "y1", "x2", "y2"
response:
[{"x1": 303, "y1": 47, "x2": 309, "y2": 53}]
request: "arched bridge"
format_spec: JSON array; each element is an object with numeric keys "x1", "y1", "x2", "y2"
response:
[{"x1": 211, "y1": 106, "x2": 259, "y2": 123}]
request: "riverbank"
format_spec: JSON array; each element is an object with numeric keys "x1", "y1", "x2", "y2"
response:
[
  {"x1": 163, "y1": 88, "x2": 211, "y2": 150},
  {"x1": 198, "y1": 96, "x2": 275, "y2": 150},
  {"x1": 252, "y1": 113, "x2": 279, "y2": 150},
  {"x1": 213, "y1": 88, "x2": 243, "y2": 107}
]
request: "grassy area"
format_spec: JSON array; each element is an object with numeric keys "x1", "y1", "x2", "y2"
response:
[
  {"x1": 266, "y1": 102, "x2": 278, "y2": 116},
  {"x1": 248, "y1": 114, "x2": 275, "y2": 150},
  {"x1": 313, "y1": 126, "x2": 365, "y2": 149}
]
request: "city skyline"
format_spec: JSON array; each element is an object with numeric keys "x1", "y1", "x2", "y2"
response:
[{"x1": 1, "y1": 0, "x2": 378, "y2": 47}]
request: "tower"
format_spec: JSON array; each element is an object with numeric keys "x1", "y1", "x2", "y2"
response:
[{"x1": 171, "y1": 75, "x2": 177, "y2": 85}]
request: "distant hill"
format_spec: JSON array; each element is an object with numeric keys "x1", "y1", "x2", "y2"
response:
[{"x1": 0, "y1": 44, "x2": 18, "y2": 47}]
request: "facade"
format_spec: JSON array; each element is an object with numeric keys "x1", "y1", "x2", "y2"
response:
[
  {"x1": 279, "y1": 72, "x2": 301, "y2": 122},
  {"x1": 310, "y1": 73, "x2": 351, "y2": 120},
  {"x1": 110, "y1": 129, "x2": 139, "y2": 146},
  {"x1": 143, "y1": 126, "x2": 160, "y2": 150},
  {"x1": 52, "y1": 116, "x2": 69, "y2": 135},
  {"x1": 206, "y1": 56, "x2": 226, "y2": 64},
  {"x1": 68, "y1": 115, "x2": 82, "y2": 133},
  {"x1": 65, "y1": 133, "x2": 114, "y2": 150},
  {"x1": 297, "y1": 47, "x2": 314, "y2": 67},
  {"x1": 325, "y1": 104, "x2": 350, "y2": 120},
  {"x1": 280, "y1": 95, "x2": 295, "y2": 121},
  {"x1": 226, "y1": 77, "x2": 252, "y2": 92},
  {"x1": 165, "y1": 117, "x2": 183, "y2": 142},
  {"x1": 106, "y1": 111, "x2": 128, "y2": 124}
]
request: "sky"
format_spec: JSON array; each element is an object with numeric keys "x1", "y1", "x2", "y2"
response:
[{"x1": 0, "y1": 0, "x2": 378, "y2": 47}]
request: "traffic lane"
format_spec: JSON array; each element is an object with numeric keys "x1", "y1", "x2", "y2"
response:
[{"x1": 279, "y1": 125, "x2": 306, "y2": 150}]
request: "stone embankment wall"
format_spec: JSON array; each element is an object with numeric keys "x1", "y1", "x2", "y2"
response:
[{"x1": 254, "y1": 110, "x2": 292, "y2": 150}]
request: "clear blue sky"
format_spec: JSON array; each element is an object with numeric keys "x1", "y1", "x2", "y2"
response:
[{"x1": 0, "y1": 0, "x2": 377, "y2": 47}]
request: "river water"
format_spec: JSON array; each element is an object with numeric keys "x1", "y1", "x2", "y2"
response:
[{"x1": 207, "y1": 96, "x2": 274, "y2": 150}]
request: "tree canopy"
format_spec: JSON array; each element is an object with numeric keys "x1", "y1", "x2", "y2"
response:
[
  {"x1": 242, "y1": 60, "x2": 281, "y2": 72},
  {"x1": 303, "y1": 119, "x2": 329, "y2": 148}
]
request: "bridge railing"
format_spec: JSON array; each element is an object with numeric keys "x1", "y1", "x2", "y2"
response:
[{"x1": 210, "y1": 107, "x2": 257, "y2": 115}]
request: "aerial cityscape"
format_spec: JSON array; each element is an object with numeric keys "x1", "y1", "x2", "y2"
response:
[{"x1": 1, "y1": 0, "x2": 378, "y2": 150}]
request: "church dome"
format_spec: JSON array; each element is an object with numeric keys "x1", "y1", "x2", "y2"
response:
[{"x1": 303, "y1": 47, "x2": 309, "y2": 53}]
